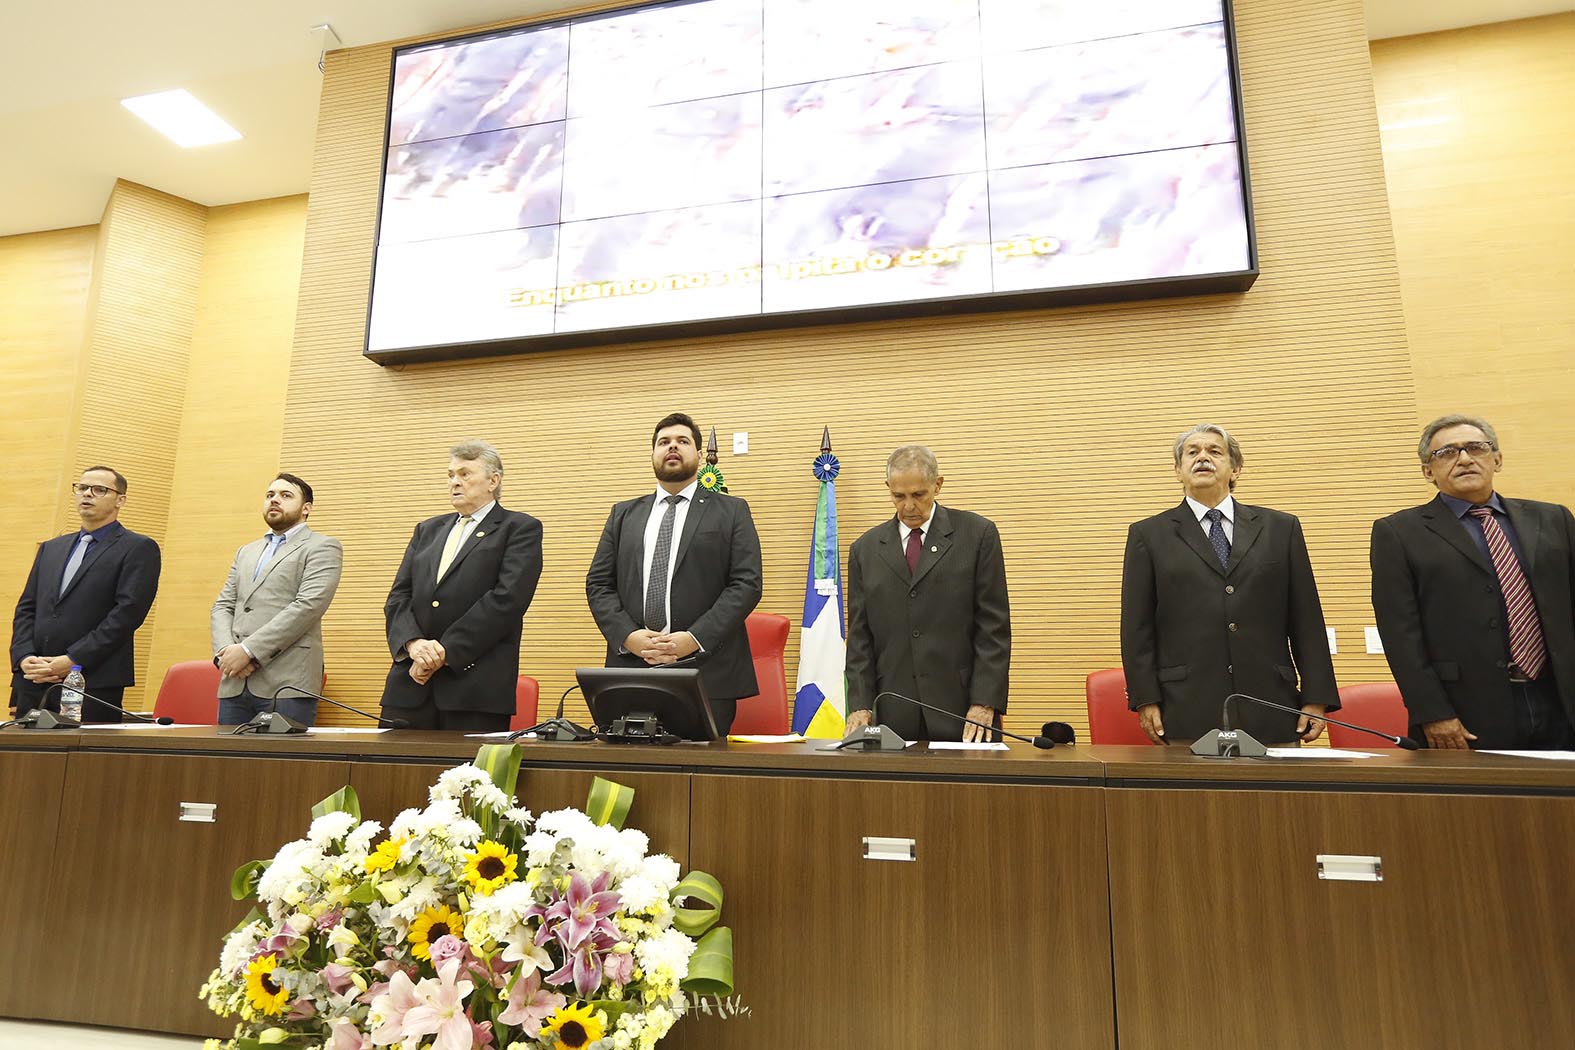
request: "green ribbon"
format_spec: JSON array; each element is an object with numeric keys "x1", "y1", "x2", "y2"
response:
[
  {"x1": 310, "y1": 785, "x2": 361, "y2": 823},
  {"x1": 475, "y1": 743, "x2": 523, "y2": 797},
  {"x1": 680, "y1": 926, "x2": 734, "y2": 996},
  {"x1": 586, "y1": 776, "x2": 634, "y2": 829}
]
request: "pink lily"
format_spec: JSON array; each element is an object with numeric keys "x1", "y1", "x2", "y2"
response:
[
  {"x1": 367, "y1": 969, "x2": 421, "y2": 1046},
  {"x1": 544, "y1": 872, "x2": 621, "y2": 951},
  {"x1": 498, "y1": 968, "x2": 565, "y2": 1037},
  {"x1": 327, "y1": 1018, "x2": 371, "y2": 1050},
  {"x1": 321, "y1": 962, "x2": 357, "y2": 996},
  {"x1": 400, "y1": 957, "x2": 476, "y2": 1050}
]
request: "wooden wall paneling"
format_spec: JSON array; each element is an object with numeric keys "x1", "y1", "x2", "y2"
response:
[
  {"x1": 0, "y1": 750, "x2": 69, "y2": 1018},
  {"x1": 1372, "y1": 13, "x2": 1575, "y2": 508},
  {"x1": 685, "y1": 773, "x2": 1114, "y2": 1050},
  {"x1": 1106, "y1": 787, "x2": 1575, "y2": 1050},
  {"x1": 279, "y1": 0, "x2": 1415, "y2": 736},
  {"x1": 40, "y1": 751, "x2": 350, "y2": 1036}
]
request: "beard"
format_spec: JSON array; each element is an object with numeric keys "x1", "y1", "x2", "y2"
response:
[
  {"x1": 655, "y1": 457, "x2": 696, "y2": 484},
  {"x1": 264, "y1": 508, "x2": 302, "y2": 531}
]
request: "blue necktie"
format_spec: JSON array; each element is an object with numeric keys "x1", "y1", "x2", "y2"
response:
[
  {"x1": 253, "y1": 533, "x2": 285, "y2": 580},
  {"x1": 1204, "y1": 508, "x2": 1231, "y2": 569},
  {"x1": 60, "y1": 533, "x2": 93, "y2": 592}
]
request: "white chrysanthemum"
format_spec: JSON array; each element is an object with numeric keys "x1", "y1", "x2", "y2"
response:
[
  {"x1": 614, "y1": 875, "x2": 663, "y2": 915},
  {"x1": 505, "y1": 806, "x2": 533, "y2": 827},
  {"x1": 387, "y1": 875, "x2": 441, "y2": 921},
  {"x1": 634, "y1": 927, "x2": 695, "y2": 983},
  {"x1": 345, "y1": 819, "x2": 382, "y2": 856},
  {"x1": 469, "y1": 880, "x2": 536, "y2": 929},
  {"x1": 640, "y1": 854, "x2": 681, "y2": 892},
  {"x1": 523, "y1": 829, "x2": 561, "y2": 867},
  {"x1": 535, "y1": 807, "x2": 596, "y2": 839},
  {"x1": 447, "y1": 817, "x2": 483, "y2": 846},
  {"x1": 256, "y1": 840, "x2": 326, "y2": 905},
  {"x1": 219, "y1": 921, "x2": 265, "y2": 975},
  {"x1": 306, "y1": 810, "x2": 358, "y2": 847}
]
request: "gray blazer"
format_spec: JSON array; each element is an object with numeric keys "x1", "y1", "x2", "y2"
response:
[{"x1": 211, "y1": 526, "x2": 343, "y2": 701}]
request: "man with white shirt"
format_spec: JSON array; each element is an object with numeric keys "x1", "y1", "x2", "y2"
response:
[
  {"x1": 585, "y1": 412, "x2": 763, "y2": 734},
  {"x1": 843, "y1": 445, "x2": 1011, "y2": 742},
  {"x1": 380, "y1": 442, "x2": 543, "y2": 731},
  {"x1": 212, "y1": 473, "x2": 343, "y2": 726},
  {"x1": 1120, "y1": 424, "x2": 1338, "y2": 745}
]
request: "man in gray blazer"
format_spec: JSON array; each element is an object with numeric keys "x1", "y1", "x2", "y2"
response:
[
  {"x1": 844, "y1": 445, "x2": 1011, "y2": 742},
  {"x1": 212, "y1": 473, "x2": 343, "y2": 726},
  {"x1": 1121, "y1": 424, "x2": 1338, "y2": 745}
]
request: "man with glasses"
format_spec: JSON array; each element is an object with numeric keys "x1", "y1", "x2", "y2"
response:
[
  {"x1": 9, "y1": 466, "x2": 162, "y2": 723},
  {"x1": 1372, "y1": 415, "x2": 1575, "y2": 749},
  {"x1": 211, "y1": 474, "x2": 343, "y2": 727}
]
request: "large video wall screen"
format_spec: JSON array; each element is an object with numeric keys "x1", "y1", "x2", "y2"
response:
[{"x1": 367, "y1": 0, "x2": 1254, "y2": 359}]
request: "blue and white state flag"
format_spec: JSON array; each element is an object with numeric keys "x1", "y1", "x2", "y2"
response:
[{"x1": 792, "y1": 443, "x2": 847, "y2": 737}]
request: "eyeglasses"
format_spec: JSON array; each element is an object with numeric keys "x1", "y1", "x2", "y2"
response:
[
  {"x1": 71, "y1": 484, "x2": 124, "y2": 498},
  {"x1": 1428, "y1": 441, "x2": 1496, "y2": 462}
]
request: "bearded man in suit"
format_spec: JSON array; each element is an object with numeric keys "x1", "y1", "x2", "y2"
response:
[
  {"x1": 843, "y1": 445, "x2": 1011, "y2": 742},
  {"x1": 380, "y1": 441, "x2": 543, "y2": 732},
  {"x1": 211, "y1": 473, "x2": 343, "y2": 727},
  {"x1": 1121, "y1": 424, "x2": 1339, "y2": 745},
  {"x1": 10, "y1": 466, "x2": 161, "y2": 723},
  {"x1": 585, "y1": 412, "x2": 763, "y2": 735},
  {"x1": 1372, "y1": 414, "x2": 1575, "y2": 750}
]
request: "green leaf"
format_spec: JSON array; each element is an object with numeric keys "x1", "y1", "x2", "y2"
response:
[
  {"x1": 680, "y1": 925, "x2": 734, "y2": 996},
  {"x1": 671, "y1": 870, "x2": 723, "y2": 937},
  {"x1": 231, "y1": 860, "x2": 266, "y2": 902},
  {"x1": 586, "y1": 776, "x2": 634, "y2": 829},
  {"x1": 474, "y1": 744, "x2": 523, "y2": 797},
  {"x1": 349, "y1": 881, "x2": 379, "y2": 905},
  {"x1": 311, "y1": 785, "x2": 361, "y2": 823}
]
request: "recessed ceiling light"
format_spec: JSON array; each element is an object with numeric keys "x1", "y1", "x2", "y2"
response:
[{"x1": 121, "y1": 89, "x2": 242, "y2": 148}]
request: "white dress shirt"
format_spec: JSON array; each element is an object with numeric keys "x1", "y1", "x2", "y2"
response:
[
  {"x1": 898, "y1": 503, "x2": 938, "y2": 549},
  {"x1": 641, "y1": 481, "x2": 698, "y2": 635},
  {"x1": 1185, "y1": 494, "x2": 1236, "y2": 544}
]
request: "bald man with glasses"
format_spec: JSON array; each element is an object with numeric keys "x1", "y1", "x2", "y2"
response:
[{"x1": 1371, "y1": 415, "x2": 1575, "y2": 750}]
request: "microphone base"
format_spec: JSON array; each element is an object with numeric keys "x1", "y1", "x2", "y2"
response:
[
  {"x1": 235, "y1": 711, "x2": 308, "y2": 735},
  {"x1": 599, "y1": 714, "x2": 680, "y2": 745},
  {"x1": 511, "y1": 717, "x2": 596, "y2": 743},
  {"x1": 12, "y1": 708, "x2": 81, "y2": 730},
  {"x1": 819, "y1": 724, "x2": 912, "y2": 751},
  {"x1": 1191, "y1": 728, "x2": 1269, "y2": 758}
]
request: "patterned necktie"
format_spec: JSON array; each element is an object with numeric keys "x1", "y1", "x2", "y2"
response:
[
  {"x1": 644, "y1": 494, "x2": 683, "y2": 630},
  {"x1": 1469, "y1": 506, "x2": 1546, "y2": 679},
  {"x1": 1204, "y1": 508, "x2": 1231, "y2": 569},
  {"x1": 253, "y1": 533, "x2": 284, "y2": 580},
  {"x1": 60, "y1": 533, "x2": 93, "y2": 591},
  {"x1": 905, "y1": 527, "x2": 923, "y2": 575},
  {"x1": 435, "y1": 515, "x2": 473, "y2": 583}
]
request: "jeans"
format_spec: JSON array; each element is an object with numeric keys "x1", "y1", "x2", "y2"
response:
[{"x1": 218, "y1": 689, "x2": 317, "y2": 727}]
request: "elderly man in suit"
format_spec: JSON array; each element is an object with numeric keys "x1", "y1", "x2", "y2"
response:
[
  {"x1": 10, "y1": 465, "x2": 161, "y2": 723},
  {"x1": 843, "y1": 445, "x2": 1011, "y2": 742},
  {"x1": 1371, "y1": 414, "x2": 1575, "y2": 750},
  {"x1": 1121, "y1": 424, "x2": 1338, "y2": 745},
  {"x1": 380, "y1": 441, "x2": 544, "y2": 732},
  {"x1": 211, "y1": 473, "x2": 344, "y2": 727},
  {"x1": 586, "y1": 412, "x2": 763, "y2": 735}
]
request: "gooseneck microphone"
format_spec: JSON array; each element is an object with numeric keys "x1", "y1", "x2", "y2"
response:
[
  {"x1": 821, "y1": 691, "x2": 1053, "y2": 751},
  {"x1": 512, "y1": 684, "x2": 596, "y2": 742},
  {"x1": 877, "y1": 691, "x2": 1056, "y2": 749},
  {"x1": 0, "y1": 685, "x2": 175, "y2": 729},
  {"x1": 1192, "y1": 692, "x2": 1420, "y2": 757},
  {"x1": 232, "y1": 686, "x2": 409, "y2": 735},
  {"x1": 1228, "y1": 693, "x2": 1420, "y2": 749}
]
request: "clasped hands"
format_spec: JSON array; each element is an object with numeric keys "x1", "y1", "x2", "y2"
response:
[
  {"x1": 19, "y1": 654, "x2": 73, "y2": 684},
  {"x1": 623, "y1": 629, "x2": 700, "y2": 666},
  {"x1": 406, "y1": 638, "x2": 447, "y2": 684},
  {"x1": 215, "y1": 644, "x2": 259, "y2": 679},
  {"x1": 843, "y1": 703, "x2": 999, "y2": 742}
]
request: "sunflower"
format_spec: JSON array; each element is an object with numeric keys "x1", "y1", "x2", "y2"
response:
[
  {"x1": 364, "y1": 836, "x2": 406, "y2": 874},
  {"x1": 462, "y1": 840, "x2": 520, "y2": 895},
  {"x1": 408, "y1": 903, "x2": 466, "y2": 960},
  {"x1": 542, "y1": 1001, "x2": 605, "y2": 1049},
  {"x1": 244, "y1": 953, "x2": 290, "y2": 1015}
]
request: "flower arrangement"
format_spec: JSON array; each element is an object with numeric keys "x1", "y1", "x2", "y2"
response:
[{"x1": 202, "y1": 744, "x2": 733, "y2": 1050}]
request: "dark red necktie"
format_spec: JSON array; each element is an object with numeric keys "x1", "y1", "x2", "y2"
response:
[
  {"x1": 1469, "y1": 506, "x2": 1546, "y2": 679},
  {"x1": 905, "y1": 527, "x2": 923, "y2": 575}
]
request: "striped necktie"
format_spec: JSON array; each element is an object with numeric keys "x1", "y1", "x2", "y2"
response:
[{"x1": 1469, "y1": 506, "x2": 1546, "y2": 679}]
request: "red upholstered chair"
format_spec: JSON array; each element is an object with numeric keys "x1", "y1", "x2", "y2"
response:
[
  {"x1": 1329, "y1": 683, "x2": 1409, "y2": 748},
  {"x1": 731, "y1": 612, "x2": 792, "y2": 734},
  {"x1": 509, "y1": 675, "x2": 541, "y2": 732},
  {"x1": 1085, "y1": 668, "x2": 1152, "y2": 745},
  {"x1": 151, "y1": 661, "x2": 221, "y2": 725}
]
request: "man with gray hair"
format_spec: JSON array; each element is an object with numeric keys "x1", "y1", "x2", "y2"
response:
[
  {"x1": 844, "y1": 445, "x2": 1011, "y2": 742},
  {"x1": 1121, "y1": 424, "x2": 1339, "y2": 744},
  {"x1": 380, "y1": 441, "x2": 543, "y2": 731},
  {"x1": 1371, "y1": 414, "x2": 1575, "y2": 749}
]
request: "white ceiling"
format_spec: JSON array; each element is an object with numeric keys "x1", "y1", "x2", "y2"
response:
[{"x1": 0, "y1": 0, "x2": 1566, "y2": 238}]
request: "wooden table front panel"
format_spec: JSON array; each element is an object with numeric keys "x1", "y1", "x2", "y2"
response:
[
  {"x1": 38, "y1": 751, "x2": 351, "y2": 1035},
  {"x1": 348, "y1": 760, "x2": 691, "y2": 865},
  {"x1": 0, "y1": 750, "x2": 69, "y2": 1019},
  {"x1": 1107, "y1": 787, "x2": 1575, "y2": 1050},
  {"x1": 684, "y1": 774, "x2": 1115, "y2": 1050}
]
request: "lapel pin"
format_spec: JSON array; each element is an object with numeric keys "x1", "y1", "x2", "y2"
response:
[
  {"x1": 930, "y1": 545, "x2": 938, "y2": 552},
  {"x1": 476, "y1": 531, "x2": 486, "y2": 537}
]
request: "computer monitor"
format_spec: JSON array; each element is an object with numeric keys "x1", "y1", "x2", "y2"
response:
[{"x1": 577, "y1": 666, "x2": 720, "y2": 743}]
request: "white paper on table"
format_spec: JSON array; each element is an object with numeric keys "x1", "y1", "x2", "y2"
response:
[
  {"x1": 307, "y1": 727, "x2": 392, "y2": 735},
  {"x1": 927, "y1": 741, "x2": 1009, "y2": 751},
  {"x1": 79, "y1": 722, "x2": 210, "y2": 729},
  {"x1": 1480, "y1": 749, "x2": 1575, "y2": 761},
  {"x1": 728, "y1": 733, "x2": 805, "y2": 743},
  {"x1": 466, "y1": 731, "x2": 518, "y2": 739},
  {"x1": 1264, "y1": 747, "x2": 1380, "y2": 759}
]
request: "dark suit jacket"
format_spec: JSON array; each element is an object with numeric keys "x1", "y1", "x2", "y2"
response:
[
  {"x1": 1121, "y1": 501, "x2": 1339, "y2": 743},
  {"x1": 1371, "y1": 494, "x2": 1575, "y2": 748},
  {"x1": 585, "y1": 489, "x2": 763, "y2": 703},
  {"x1": 10, "y1": 522, "x2": 161, "y2": 704},
  {"x1": 845, "y1": 505, "x2": 1011, "y2": 740},
  {"x1": 380, "y1": 504, "x2": 543, "y2": 715}
]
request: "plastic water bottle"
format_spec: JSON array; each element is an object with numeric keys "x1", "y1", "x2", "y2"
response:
[{"x1": 60, "y1": 665, "x2": 86, "y2": 724}]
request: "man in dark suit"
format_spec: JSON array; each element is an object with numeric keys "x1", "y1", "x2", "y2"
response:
[
  {"x1": 10, "y1": 466, "x2": 161, "y2": 723},
  {"x1": 585, "y1": 412, "x2": 763, "y2": 734},
  {"x1": 1121, "y1": 424, "x2": 1338, "y2": 745},
  {"x1": 1371, "y1": 414, "x2": 1575, "y2": 750},
  {"x1": 380, "y1": 441, "x2": 543, "y2": 731},
  {"x1": 843, "y1": 445, "x2": 1010, "y2": 742}
]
